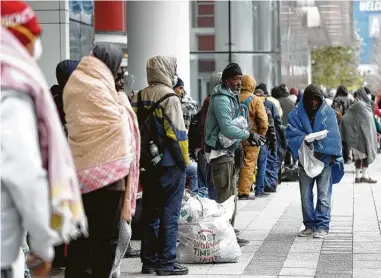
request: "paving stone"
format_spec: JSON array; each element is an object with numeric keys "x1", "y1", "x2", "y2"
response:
[
  {"x1": 353, "y1": 260, "x2": 381, "y2": 269},
  {"x1": 279, "y1": 267, "x2": 316, "y2": 276}
]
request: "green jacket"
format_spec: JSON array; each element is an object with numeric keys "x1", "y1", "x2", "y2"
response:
[{"x1": 205, "y1": 84, "x2": 250, "y2": 153}]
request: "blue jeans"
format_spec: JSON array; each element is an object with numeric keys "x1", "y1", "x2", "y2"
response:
[
  {"x1": 298, "y1": 166, "x2": 333, "y2": 231},
  {"x1": 265, "y1": 146, "x2": 279, "y2": 189},
  {"x1": 186, "y1": 161, "x2": 199, "y2": 194},
  {"x1": 256, "y1": 145, "x2": 268, "y2": 194},
  {"x1": 196, "y1": 153, "x2": 210, "y2": 198},
  {"x1": 140, "y1": 167, "x2": 186, "y2": 271},
  {"x1": 198, "y1": 153, "x2": 216, "y2": 200}
]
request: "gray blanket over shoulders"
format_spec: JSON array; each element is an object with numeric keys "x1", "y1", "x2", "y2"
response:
[{"x1": 339, "y1": 95, "x2": 377, "y2": 164}]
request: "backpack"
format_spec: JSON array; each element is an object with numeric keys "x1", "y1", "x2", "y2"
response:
[
  {"x1": 188, "y1": 110, "x2": 202, "y2": 153},
  {"x1": 137, "y1": 91, "x2": 178, "y2": 170},
  {"x1": 240, "y1": 95, "x2": 253, "y2": 129}
]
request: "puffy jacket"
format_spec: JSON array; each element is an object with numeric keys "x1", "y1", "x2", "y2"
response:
[
  {"x1": 131, "y1": 56, "x2": 189, "y2": 171},
  {"x1": 205, "y1": 83, "x2": 250, "y2": 153},
  {"x1": 239, "y1": 75, "x2": 268, "y2": 139}
]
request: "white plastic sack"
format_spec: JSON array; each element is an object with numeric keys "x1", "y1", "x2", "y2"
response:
[
  {"x1": 177, "y1": 195, "x2": 241, "y2": 264},
  {"x1": 298, "y1": 141, "x2": 324, "y2": 178},
  {"x1": 179, "y1": 192, "x2": 224, "y2": 224},
  {"x1": 218, "y1": 116, "x2": 248, "y2": 148}
]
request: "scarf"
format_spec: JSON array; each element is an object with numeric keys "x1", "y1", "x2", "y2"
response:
[
  {"x1": 286, "y1": 98, "x2": 344, "y2": 184},
  {"x1": 340, "y1": 88, "x2": 378, "y2": 165},
  {"x1": 64, "y1": 56, "x2": 140, "y2": 220},
  {"x1": 0, "y1": 27, "x2": 87, "y2": 242}
]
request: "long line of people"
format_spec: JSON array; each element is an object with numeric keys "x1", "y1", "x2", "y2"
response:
[{"x1": 2, "y1": 2, "x2": 380, "y2": 277}]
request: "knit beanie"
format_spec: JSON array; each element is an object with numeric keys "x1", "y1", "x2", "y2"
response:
[
  {"x1": 173, "y1": 77, "x2": 184, "y2": 89},
  {"x1": 256, "y1": 83, "x2": 269, "y2": 95},
  {"x1": 1, "y1": 1, "x2": 41, "y2": 48},
  {"x1": 222, "y1": 63, "x2": 242, "y2": 81}
]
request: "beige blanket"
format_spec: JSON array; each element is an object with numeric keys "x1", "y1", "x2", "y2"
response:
[{"x1": 64, "y1": 56, "x2": 140, "y2": 220}]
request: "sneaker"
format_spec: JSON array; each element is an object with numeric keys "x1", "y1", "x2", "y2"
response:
[
  {"x1": 264, "y1": 186, "x2": 277, "y2": 193},
  {"x1": 313, "y1": 229, "x2": 328, "y2": 238},
  {"x1": 355, "y1": 178, "x2": 361, "y2": 183},
  {"x1": 141, "y1": 266, "x2": 156, "y2": 274},
  {"x1": 255, "y1": 192, "x2": 270, "y2": 197},
  {"x1": 156, "y1": 263, "x2": 189, "y2": 276},
  {"x1": 238, "y1": 194, "x2": 255, "y2": 200},
  {"x1": 297, "y1": 228, "x2": 314, "y2": 237},
  {"x1": 360, "y1": 177, "x2": 377, "y2": 184},
  {"x1": 124, "y1": 244, "x2": 140, "y2": 258},
  {"x1": 237, "y1": 237, "x2": 249, "y2": 247}
]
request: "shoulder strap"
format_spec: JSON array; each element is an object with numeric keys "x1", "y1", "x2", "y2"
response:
[
  {"x1": 243, "y1": 95, "x2": 254, "y2": 107},
  {"x1": 149, "y1": 93, "x2": 178, "y2": 113}
]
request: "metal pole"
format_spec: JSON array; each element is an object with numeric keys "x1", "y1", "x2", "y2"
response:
[{"x1": 228, "y1": 0, "x2": 232, "y2": 63}]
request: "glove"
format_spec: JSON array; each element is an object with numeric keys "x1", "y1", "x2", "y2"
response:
[{"x1": 248, "y1": 132, "x2": 266, "y2": 147}]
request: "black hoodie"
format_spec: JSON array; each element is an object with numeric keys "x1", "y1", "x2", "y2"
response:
[
  {"x1": 332, "y1": 85, "x2": 353, "y2": 116},
  {"x1": 50, "y1": 60, "x2": 79, "y2": 133}
]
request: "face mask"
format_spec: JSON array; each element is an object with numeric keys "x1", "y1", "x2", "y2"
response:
[
  {"x1": 33, "y1": 37, "x2": 43, "y2": 61},
  {"x1": 367, "y1": 94, "x2": 372, "y2": 100}
]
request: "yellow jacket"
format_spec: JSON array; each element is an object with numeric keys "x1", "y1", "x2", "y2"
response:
[{"x1": 239, "y1": 75, "x2": 268, "y2": 138}]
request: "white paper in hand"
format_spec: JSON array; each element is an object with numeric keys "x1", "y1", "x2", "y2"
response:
[{"x1": 304, "y1": 130, "x2": 328, "y2": 143}]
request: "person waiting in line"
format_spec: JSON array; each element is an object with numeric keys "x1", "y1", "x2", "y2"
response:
[
  {"x1": 132, "y1": 56, "x2": 189, "y2": 276},
  {"x1": 205, "y1": 63, "x2": 266, "y2": 246},
  {"x1": 254, "y1": 88, "x2": 285, "y2": 193},
  {"x1": 332, "y1": 85, "x2": 354, "y2": 164},
  {"x1": 1, "y1": 1, "x2": 87, "y2": 277},
  {"x1": 64, "y1": 44, "x2": 140, "y2": 278},
  {"x1": 286, "y1": 84, "x2": 344, "y2": 239},
  {"x1": 340, "y1": 87, "x2": 378, "y2": 183},
  {"x1": 256, "y1": 84, "x2": 287, "y2": 185},
  {"x1": 173, "y1": 77, "x2": 205, "y2": 195},
  {"x1": 199, "y1": 72, "x2": 223, "y2": 200},
  {"x1": 237, "y1": 75, "x2": 268, "y2": 200},
  {"x1": 50, "y1": 60, "x2": 79, "y2": 137}
]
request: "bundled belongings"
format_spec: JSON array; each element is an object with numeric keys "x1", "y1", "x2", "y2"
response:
[{"x1": 177, "y1": 192, "x2": 241, "y2": 264}]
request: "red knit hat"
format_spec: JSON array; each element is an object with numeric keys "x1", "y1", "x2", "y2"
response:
[{"x1": 1, "y1": 1, "x2": 41, "y2": 47}]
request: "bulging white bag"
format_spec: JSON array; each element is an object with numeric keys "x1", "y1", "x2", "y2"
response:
[
  {"x1": 298, "y1": 141, "x2": 325, "y2": 178},
  {"x1": 177, "y1": 195, "x2": 241, "y2": 264}
]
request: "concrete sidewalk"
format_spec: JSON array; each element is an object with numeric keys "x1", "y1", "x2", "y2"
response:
[{"x1": 55, "y1": 155, "x2": 381, "y2": 278}]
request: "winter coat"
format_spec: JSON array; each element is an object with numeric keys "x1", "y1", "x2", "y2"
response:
[
  {"x1": 131, "y1": 56, "x2": 189, "y2": 171},
  {"x1": 205, "y1": 83, "x2": 250, "y2": 153},
  {"x1": 239, "y1": 75, "x2": 268, "y2": 141},
  {"x1": 332, "y1": 86, "x2": 354, "y2": 116}
]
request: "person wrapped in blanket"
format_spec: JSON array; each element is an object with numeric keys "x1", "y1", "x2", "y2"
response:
[
  {"x1": 340, "y1": 87, "x2": 378, "y2": 183},
  {"x1": 286, "y1": 84, "x2": 344, "y2": 239},
  {"x1": 1, "y1": 2, "x2": 87, "y2": 277},
  {"x1": 64, "y1": 44, "x2": 140, "y2": 278}
]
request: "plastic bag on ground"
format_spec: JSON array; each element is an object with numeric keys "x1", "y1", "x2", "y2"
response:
[
  {"x1": 298, "y1": 141, "x2": 324, "y2": 178},
  {"x1": 218, "y1": 116, "x2": 248, "y2": 148},
  {"x1": 177, "y1": 195, "x2": 241, "y2": 264}
]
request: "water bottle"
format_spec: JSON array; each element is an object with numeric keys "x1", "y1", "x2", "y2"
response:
[{"x1": 149, "y1": 141, "x2": 162, "y2": 166}]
